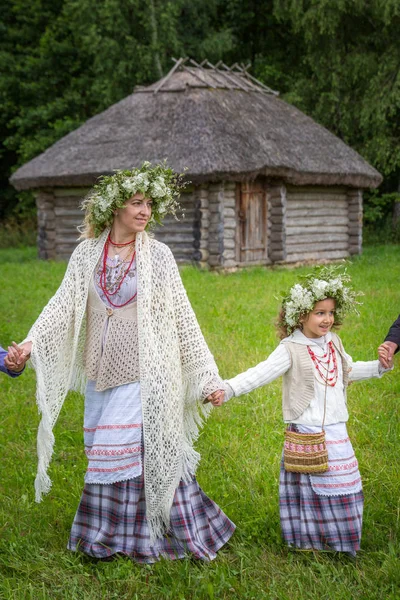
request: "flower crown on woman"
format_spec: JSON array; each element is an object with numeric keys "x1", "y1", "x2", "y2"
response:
[
  {"x1": 80, "y1": 161, "x2": 187, "y2": 238},
  {"x1": 277, "y1": 265, "x2": 363, "y2": 338}
]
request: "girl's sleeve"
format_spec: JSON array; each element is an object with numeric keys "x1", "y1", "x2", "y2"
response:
[
  {"x1": 225, "y1": 344, "x2": 291, "y2": 400},
  {"x1": 344, "y1": 348, "x2": 392, "y2": 382}
]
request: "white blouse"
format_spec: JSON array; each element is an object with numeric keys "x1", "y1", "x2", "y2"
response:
[{"x1": 225, "y1": 330, "x2": 386, "y2": 426}]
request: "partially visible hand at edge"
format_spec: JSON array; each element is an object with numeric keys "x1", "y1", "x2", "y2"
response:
[
  {"x1": 4, "y1": 341, "x2": 32, "y2": 373},
  {"x1": 378, "y1": 341, "x2": 396, "y2": 369}
]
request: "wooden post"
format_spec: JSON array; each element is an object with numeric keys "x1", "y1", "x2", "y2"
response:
[
  {"x1": 207, "y1": 182, "x2": 225, "y2": 268},
  {"x1": 154, "y1": 188, "x2": 197, "y2": 263},
  {"x1": 54, "y1": 188, "x2": 89, "y2": 260},
  {"x1": 268, "y1": 185, "x2": 287, "y2": 263},
  {"x1": 194, "y1": 184, "x2": 210, "y2": 267},
  {"x1": 36, "y1": 190, "x2": 56, "y2": 260},
  {"x1": 347, "y1": 189, "x2": 362, "y2": 255},
  {"x1": 222, "y1": 182, "x2": 237, "y2": 268}
]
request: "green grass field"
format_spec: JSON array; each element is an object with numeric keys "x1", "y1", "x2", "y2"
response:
[{"x1": 0, "y1": 245, "x2": 399, "y2": 600}]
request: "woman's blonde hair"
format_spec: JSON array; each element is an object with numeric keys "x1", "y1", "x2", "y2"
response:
[{"x1": 79, "y1": 211, "x2": 98, "y2": 239}]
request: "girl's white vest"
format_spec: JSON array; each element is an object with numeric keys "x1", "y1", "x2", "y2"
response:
[{"x1": 282, "y1": 333, "x2": 349, "y2": 421}]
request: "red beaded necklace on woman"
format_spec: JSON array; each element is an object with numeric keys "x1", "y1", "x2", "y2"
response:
[
  {"x1": 99, "y1": 234, "x2": 138, "y2": 308},
  {"x1": 307, "y1": 340, "x2": 338, "y2": 387}
]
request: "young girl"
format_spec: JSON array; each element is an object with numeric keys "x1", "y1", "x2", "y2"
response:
[{"x1": 211, "y1": 267, "x2": 392, "y2": 556}]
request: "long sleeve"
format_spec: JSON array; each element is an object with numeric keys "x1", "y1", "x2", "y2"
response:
[
  {"x1": 343, "y1": 348, "x2": 389, "y2": 382},
  {"x1": 384, "y1": 315, "x2": 400, "y2": 353},
  {"x1": 226, "y1": 344, "x2": 291, "y2": 398}
]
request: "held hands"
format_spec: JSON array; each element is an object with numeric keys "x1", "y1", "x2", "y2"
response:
[
  {"x1": 204, "y1": 389, "x2": 226, "y2": 407},
  {"x1": 4, "y1": 341, "x2": 32, "y2": 373},
  {"x1": 377, "y1": 342, "x2": 396, "y2": 369}
]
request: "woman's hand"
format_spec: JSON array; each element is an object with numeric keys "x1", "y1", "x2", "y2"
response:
[
  {"x1": 378, "y1": 342, "x2": 395, "y2": 369},
  {"x1": 205, "y1": 389, "x2": 226, "y2": 407},
  {"x1": 4, "y1": 341, "x2": 32, "y2": 373}
]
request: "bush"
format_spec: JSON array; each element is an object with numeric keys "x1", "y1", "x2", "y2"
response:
[
  {"x1": 0, "y1": 215, "x2": 37, "y2": 249},
  {"x1": 363, "y1": 191, "x2": 400, "y2": 245}
]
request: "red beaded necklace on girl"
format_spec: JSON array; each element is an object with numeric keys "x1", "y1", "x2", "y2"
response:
[
  {"x1": 307, "y1": 341, "x2": 338, "y2": 387},
  {"x1": 99, "y1": 234, "x2": 137, "y2": 308}
]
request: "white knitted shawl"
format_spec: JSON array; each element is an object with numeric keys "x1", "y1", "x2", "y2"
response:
[{"x1": 27, "y1": 230, "x2": 220, "y2": 540}]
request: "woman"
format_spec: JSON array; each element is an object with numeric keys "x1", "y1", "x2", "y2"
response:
[{"x1": 17, "y1": 161, "x2": 235, "y2": 562}]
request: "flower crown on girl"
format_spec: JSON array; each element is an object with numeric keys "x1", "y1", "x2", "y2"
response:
[
  {"x1": 278, "y1": 265, "x2": 363, "y2": 337},
  {"x1": 80, "y1": 161, "x2": 187, "y2": 238}
]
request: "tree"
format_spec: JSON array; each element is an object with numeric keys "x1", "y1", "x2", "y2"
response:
[
  {"x1": 2, "y1": 0, "x2": 399, "y2": 231},
  {"x1": 274, "y1": 0, "x2": 400, "y2": 183},
  {"x1": 0, "y1": 0, "x2": 182, "y2": 219}
]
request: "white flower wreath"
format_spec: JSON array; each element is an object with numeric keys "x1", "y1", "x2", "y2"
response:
[
  {"x1": 279, "y1": 265, "x2": 362, "y2": 334},
  {"x1": 80, "y1": 161, "x2": 187, "y2": 237}
]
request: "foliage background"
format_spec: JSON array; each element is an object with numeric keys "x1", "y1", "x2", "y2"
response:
[{"x1": 1, "y1": 0, "x2": 400, "y2": 240}]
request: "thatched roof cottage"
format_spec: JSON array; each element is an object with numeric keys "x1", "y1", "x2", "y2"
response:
[{"x1": 11, "y1": 58, "x2": 382, "y2": 267}]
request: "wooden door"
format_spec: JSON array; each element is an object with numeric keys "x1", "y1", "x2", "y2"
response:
[{"x1": 236, "y1": 180, "x2": 268, "y2": 263}]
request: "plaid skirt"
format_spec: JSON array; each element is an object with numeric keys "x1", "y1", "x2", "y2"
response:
[
  {"x1": 67, "y1": 473, "x2": 235, "y2": 563},
  {"x1": 279, "y1": 462, "x2": 364, "y2": 556}
]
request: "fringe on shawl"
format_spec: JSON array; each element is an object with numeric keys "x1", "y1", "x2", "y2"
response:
[
  {"x1": 31, "y1": 345, "x2": 56, "y2": 502},
  {"x1": 146, "y1": 507, "x2": 176, "y2": 545},
  {"x1": 124, "y1": 233, "x2": 222, "y2": 543},
  {"x1": 24, "y1": 332, "x2": 87, "y2": 502},
  {"x1": 70, "y1": 365, "x2": 88, "y2": 395},
  {"x1": 33, "y1": 310, "x2": 89, "y2": 501},
  {"x1": 143, "y1": 366, "x2": 218, "y2": 543},
  {"x1": 26, "y1": 233, "x2": 107, "y2": 503},
  {"x1": 35, "y1": 416, "x2": 55, "y2": 502},
  {"x1": 181, "y1": 369, "x2": 214, "y2": 484},
  {"x1": 143, "y1": 369, "x2": 215, "y2": 543}
]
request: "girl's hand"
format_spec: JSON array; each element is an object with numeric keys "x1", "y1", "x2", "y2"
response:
[
  {"x1": 205, "y1": 389, "x2": 226, "y2": 407},
  {"x1": 378, "y1": 342, "x2": 395, "y2": 369}
]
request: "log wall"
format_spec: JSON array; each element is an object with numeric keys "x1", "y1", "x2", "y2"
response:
[
  {"x1": 54, "y1": 188, "x2": 88, "y2": 260},
  {"x1": 194, "y1": 184, "x2": 210, "y2": 266},
  {"x1": 221, "y1": 182, "x2": 237, "y2": 268},
  {"x1": 36, "y1": 187, "x2": 200, "y2": 263},
  {"x1": 347, "y1": 189, "x2": 363, "y2": 255},
  {"x1": 153, "y1": 188, "x2": 197, "y2": 263},
  {"x1": 284, "y1": 186, "x2": 350, "y2": 263},
  {"x1": 267, "y1": 184, "x2": 286, "y2": 263},
  {"x1": 35, "y1": 183, "x2": 363, "y2": 268},
  {"x1": 202, "y1": 181, "x2": 238, "y2": 269},
  {"x1": 206, "y1": 182, "x2": 225, "y2": 268},
  {"x1": 36, "y1": 191, "x2": 56, "y2": 260}
]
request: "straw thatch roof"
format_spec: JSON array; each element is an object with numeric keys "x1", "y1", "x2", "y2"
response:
[{"x1": 10, "y1": 59, "x2": 382, "y2": 191}]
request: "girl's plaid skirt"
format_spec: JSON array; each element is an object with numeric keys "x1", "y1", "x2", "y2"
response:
[
  {"x1": 279, "y1": 462, "x2": 364, "y2": 556},
  {"x1": 67, "y1": 473, "x2": 235, "y2": 563}
]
